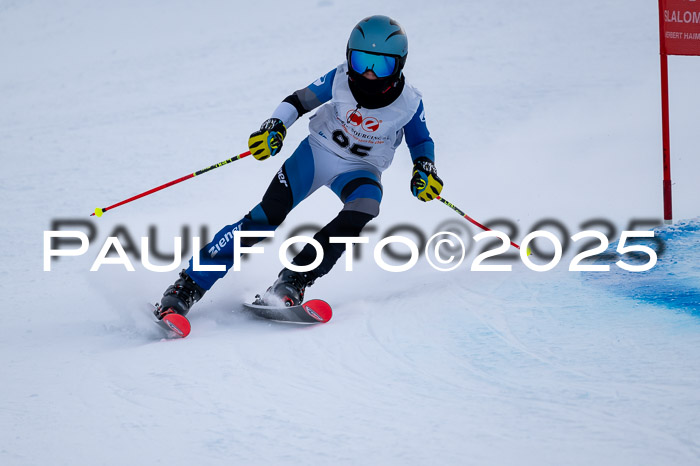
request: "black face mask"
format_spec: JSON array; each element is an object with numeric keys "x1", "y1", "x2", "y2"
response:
[{"x1": 347, "y1": 71, "x2": 405, "y2": 109}]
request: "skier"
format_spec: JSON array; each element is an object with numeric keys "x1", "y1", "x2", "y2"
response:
[{"x1": 155, "y1": 14, "x2": 443, "y2": 320}]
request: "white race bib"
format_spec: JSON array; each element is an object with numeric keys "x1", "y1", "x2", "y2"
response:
[{"x1": 308, "y1": 62, "x2": 422, "y2": 172}]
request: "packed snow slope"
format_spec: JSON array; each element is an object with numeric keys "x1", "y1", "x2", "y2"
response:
[{"x1": 2, "y1": 1, "x2": 700, "y2": 465}]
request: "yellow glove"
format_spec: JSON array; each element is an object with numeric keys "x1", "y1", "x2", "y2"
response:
[
  {"x1": 411, "y1": 158, "x2": 443, "y2": 202},
  {"x1": 248, "y1": 118, "x2": 287, "y2": 161}
]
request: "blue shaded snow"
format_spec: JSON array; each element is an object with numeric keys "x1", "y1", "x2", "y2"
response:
[{"x1": 583, "y1": 219, "x2": 700, "y2": 315}]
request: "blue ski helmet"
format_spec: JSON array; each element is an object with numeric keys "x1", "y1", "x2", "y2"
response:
[{"x1": 346, "y1": 15, "x2": 407, "y2": 96}]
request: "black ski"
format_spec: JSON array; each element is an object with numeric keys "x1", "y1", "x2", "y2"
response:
[{"x1": 242, "y1": 299, "x2": 332, "y2": 324}]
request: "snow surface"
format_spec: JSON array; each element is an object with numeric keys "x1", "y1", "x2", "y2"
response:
[{"x1": 2, "y1": 0, "x2": 700, "y2": 465}]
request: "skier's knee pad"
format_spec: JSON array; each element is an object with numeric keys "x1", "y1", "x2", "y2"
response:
[
  {"x1": 342, "y1": 198, "x2": 380, "y2": 218},
  {"x1": 339, "y1": 177, "x2": 382, "y2": 218}
]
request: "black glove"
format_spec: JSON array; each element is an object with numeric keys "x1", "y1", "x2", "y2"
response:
[
  {"x1": 410, "y1": 158, "x2": 443, "y2": 202},
  {"x1": 248, "y1": 118, "x2": 287, "y2": 161}
]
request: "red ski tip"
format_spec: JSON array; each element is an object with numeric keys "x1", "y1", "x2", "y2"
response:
[
  {"x1": 162, "y1": 313, "x2": 191, "y2": 338},
  {"x1": 303, "y1": 299, "x2": 333, "y2": 323}
]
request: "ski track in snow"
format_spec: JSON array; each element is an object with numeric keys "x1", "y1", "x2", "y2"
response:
[{"x1": 2, "y1": 0, "x2": 700, "y2": 465}]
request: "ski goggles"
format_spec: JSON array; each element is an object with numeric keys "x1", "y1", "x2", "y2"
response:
[{"x1": 349, "y1": 50, "x2": 398, "y2": 78}]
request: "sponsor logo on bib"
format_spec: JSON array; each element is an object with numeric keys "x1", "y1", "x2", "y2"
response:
[
  {"x1": 362, "y1": 117, "x2": 379, "y2": 132},
  {"x1": 345, "y1": 109, "x2": 380, "y2": 132}
]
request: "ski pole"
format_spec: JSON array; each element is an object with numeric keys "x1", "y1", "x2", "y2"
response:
[
  {"x1": 435, "y1": 195, "x2": 530, "y2": 255},
  {"x1": 90, "y1": 150, "x2": 252, "y2": 217}
]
